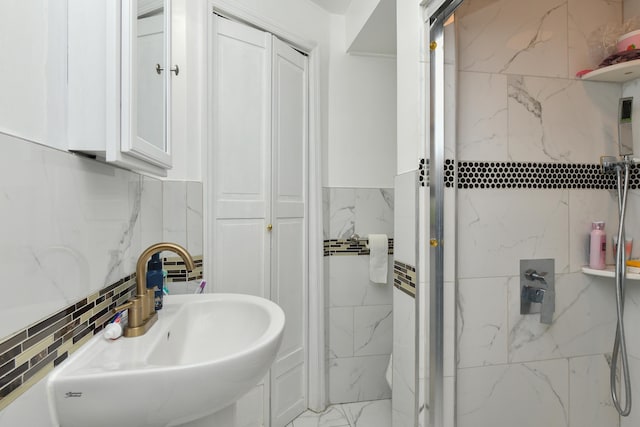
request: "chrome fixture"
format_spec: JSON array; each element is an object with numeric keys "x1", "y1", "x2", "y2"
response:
[
  {"x1": 520, "y1": 259, "x2": 555, "y2": 325},
  {"x1": 601, "y1": 95, "x2": 636, "y2": 417},
  {"x1": 601, "y1": 154, "x2": 634, "y2": 416},
  {"x1": 348, "y1": 233, "x2": 360, "y2": 244},
  {"x1": 114, "y1": 242, "x2": 195, "y2": 337}
]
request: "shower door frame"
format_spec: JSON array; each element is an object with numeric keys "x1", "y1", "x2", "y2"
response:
[{"x1": 425, "y1": 0, "x2": 463, "y2": 426}]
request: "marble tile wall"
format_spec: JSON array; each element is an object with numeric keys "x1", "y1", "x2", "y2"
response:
[
  {"x1": 454, "y1": 0, "x2": 630, "y2": 426},
  {"x1": 392, "y1": 171, "x2": 418, "y2": 427},
  {"x1": 0, "y1": 131, "x2": 203, "y2": 420},
  {"x1": 324, "y1": 187, "x2": 394, "y2": 405}
]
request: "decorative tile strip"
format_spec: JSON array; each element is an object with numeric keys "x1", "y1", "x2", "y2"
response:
[
  {"x1": 0, "y1": 275, "x2": 138, "y2": 411},
  {"x1": 394, "y1": 260, "x2": 416, "y2": 298},
  {"x1": 456, "y1": 161, "x2": 638, "y2": 190},
  {"x1": 419, "y1": 158, "x2": 428, "y2": 187},
  {"x1": 323, "y1": 238, "x2": 394, "y2": 256},
  {"x1": 163, "y1": 255, "x2": 204, "y2": 282}
]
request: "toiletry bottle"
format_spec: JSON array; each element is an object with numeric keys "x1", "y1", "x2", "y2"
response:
[
  {"x1": 146, "y1": 253, "x2": 164, "y2": 310},
  {"x1": 589, "y1": 221, "x2": 606, "y2": 269}
]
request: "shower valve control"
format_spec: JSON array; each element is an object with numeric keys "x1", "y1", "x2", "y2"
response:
[{"x1": 520, "y1": 259, "x2": 555, "y2": 325}]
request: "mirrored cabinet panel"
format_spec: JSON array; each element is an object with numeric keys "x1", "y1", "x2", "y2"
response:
[{"x1": 68, "y1": 0, "x2": 173, "y2": 176}]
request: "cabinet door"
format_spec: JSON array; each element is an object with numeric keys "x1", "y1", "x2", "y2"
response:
[
  {"x1": 270, "y1": 36, "x2": 308, "y2": 427},
  {"x1": 117, "y1": 0, "x2": 172, "y2": 169}
]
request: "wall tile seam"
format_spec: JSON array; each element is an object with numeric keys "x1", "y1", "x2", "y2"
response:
[
  {"x1": 0, "y1": 254, "x2": 204, "y2": 411},
  {"x1": 457, "y1": 353, "x2": 614, "y2": 371}
]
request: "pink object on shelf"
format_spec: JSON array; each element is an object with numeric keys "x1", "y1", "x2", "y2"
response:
[
  {"x1": 617, "y1": 30, "x2": 640, "y2": 52},
  {"x1": 589, "y1": 221, "x2": 606, "y2": 270},
  {"x1": 576, "y1": 69, "x2": 593, "y2": 78}
]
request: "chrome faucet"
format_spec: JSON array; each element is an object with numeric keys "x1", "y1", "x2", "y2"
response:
[
  {"x1": 114, "y1": 242, "x2": 195, "y2": 337},
  {"x1": 520, "y1": 260, "x2": 555, "y2": 325}
]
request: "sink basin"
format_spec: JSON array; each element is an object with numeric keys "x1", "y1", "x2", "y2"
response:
[{"x1": 47, "y1": 293, "x2": 285, "y2": 427}]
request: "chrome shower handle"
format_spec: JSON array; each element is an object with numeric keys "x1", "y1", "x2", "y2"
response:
[{"x1": 524, "y1": 269, "x2": 547, "y2": 287}]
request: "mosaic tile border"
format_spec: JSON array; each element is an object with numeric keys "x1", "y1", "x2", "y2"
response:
[
  {"x1": 323, "y1": 239, "x2": 394, "y2": 257},
  {"x1": 0, "y1": 253, "x2": 204, "y2": 411},
  {"x1": 422, "y1": 159, "x2": 640, "y2": 189},
  {"x1": 394, "y1": 260, "x2": 416, "y2": 298},
  {"x1": 164, "y1": 255, "x2": 204, "y2": 282},
  {"x1": 0, "y1": 275, "x2": 137, "y2": 411},
  {"x1": 456, "y1": 161, "x2": 640, "y2": 190}
]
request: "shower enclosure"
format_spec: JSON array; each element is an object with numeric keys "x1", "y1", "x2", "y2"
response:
[{"x1": 422, "y1": 0, "x2": 640, "y2": 426}]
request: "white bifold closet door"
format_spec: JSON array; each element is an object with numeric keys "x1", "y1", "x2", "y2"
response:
[{"x1": 211, "y1": 15, "x2": 308, "y2": 427}]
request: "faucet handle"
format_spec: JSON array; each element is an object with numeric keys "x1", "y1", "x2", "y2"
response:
[
  {"x1": 113, "y1": 301, "x2": 135, "y2": 313},
  {"x1": 524, "y1": 269, "x2": 548, "y2": 287},
  {"x1": 113, "y1": 297, "x2": 144, "y2": 332}
]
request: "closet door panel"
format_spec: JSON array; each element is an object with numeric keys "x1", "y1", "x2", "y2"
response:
[
  {"x1": 270, "y1": 36, "x2": 308, "y2": 427},
  {"x1": 211, "y1": 16, "x2": 271, "y2": 296}
]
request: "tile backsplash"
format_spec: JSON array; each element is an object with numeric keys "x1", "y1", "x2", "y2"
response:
[{"x1": 0, "y1": 132, "x2": 204, "y2": 416}]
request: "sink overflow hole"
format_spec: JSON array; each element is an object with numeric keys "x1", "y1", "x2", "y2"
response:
[{"x1": 167, "y1": 332, "x2": 170, "y2": 340}]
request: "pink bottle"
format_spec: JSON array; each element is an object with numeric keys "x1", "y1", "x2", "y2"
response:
[{"x1": 589, "y1": 221, "x2": 606, "y2": 269}]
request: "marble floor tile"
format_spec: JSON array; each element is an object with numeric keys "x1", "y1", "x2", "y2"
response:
[{"x1": 288, "y1": 400, "x2": 391, "y2": 427}]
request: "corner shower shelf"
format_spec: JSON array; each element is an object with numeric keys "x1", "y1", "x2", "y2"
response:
[
  {"x1": 581, "y1": 59, "x2": 640, "y2": 83},
  {"x1": 581, "y1": 265, "x2": 640, "y2": 280}
]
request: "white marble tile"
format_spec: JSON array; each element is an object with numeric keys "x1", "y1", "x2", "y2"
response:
[
  {"x1": 0, "y1": 133, "x2": 152, "y2": 340},
  {"x1": 354, "y1": 305, "x2": 392, "y2": 357},
  {"x1": 354, "y1": 188, "x2": 394, "y2": 239},
  {"x1": 328, "y1": 256, "x2": 393, "y2": 308},
  {"x1": 443, "y1": 281, "x2": 456, "y2": 377},
  {"x1": 288, "y1": 405, "x2": 350, "y2": 427},
  {"x1": 458, "y1": 277, "x2": 509, "y2": 368},
  {"x1": 457, "y1": 72, "x2": 508, "y2": 161},
  {"x1": 392, "y1": 288, "x2": 416, "y2": 427},
  {"x1": 457, "y1": 189, "x2": 569, "y2": 279},
  {"x1": 186, "y1": 181, "x2": 203, "y2": 255},
  {"x1": 444, "y1": 63, "x2": 457, "y2": 160},
  {"x1": 443, "y1": 188, "x2": 456, "y2": 283},
  {"x1": 162, "y1": 180, "x2": 187, "y2": 248},
  {"x1": 329, "y1": 188, "x2": 356, "y2": 239},
  {"x1": 622, "y1": 279, "x2": 640, "y2": 358},
  {"x1": 457, "y1": 359, "x2": 569, "y2": 427},
  {"x1": 568, "y1": 0, "x2": 622, "y2": 76},
  {"x1": 323, "y1": 187, "x2": 330, "y2": 240},
  {"x1": 342, "y1": 399, "x2": 392, "y2": 427},
  {"x1": 569, "y1": 355, "x2": 619, "y2": 427},
  {"x1": 140, "y1": 176, "x2": 164, "y2": 250},
  {"x1": 620, "y1": 354, "x2": 640, "y2": 427},
  {"x1": 508, "y1": 272, "x2": 617, "y2": 363},
  {"x1": 329, "y1": 307, "x2": 354, "y2": 359},
  {"x1": 507, "y1": 75, "x2": 621, "y2": 163},
  {"x1": 457, "y1": 0, "x2": 568, "y2": 78},
  {"x1": 329, "y1": 355, "x2": 392, "y2": 404},
  {"x1": 443, "y1": 376, "x2": 455, "y2": 427},
  {"x1": 393, "y1": 172, "x2": 417, "y2": 265}
]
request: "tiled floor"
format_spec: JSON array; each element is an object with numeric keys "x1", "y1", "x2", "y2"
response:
[{"x1": 286, "y1": 399, "x2": 391, "y2": 427}]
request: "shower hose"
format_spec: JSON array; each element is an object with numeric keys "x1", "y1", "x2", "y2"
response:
[{"x1": 612, "y1": 161, "x2": 632, "y2": 417}]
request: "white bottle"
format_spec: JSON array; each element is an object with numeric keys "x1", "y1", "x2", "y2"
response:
[{"x1": 589, "y1": 221, "x2": 606, "y2": 269}]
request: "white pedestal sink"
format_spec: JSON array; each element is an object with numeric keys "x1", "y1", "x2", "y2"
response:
[{"x1": 47, "y1": 294, "x2": 285, "y2": 427}]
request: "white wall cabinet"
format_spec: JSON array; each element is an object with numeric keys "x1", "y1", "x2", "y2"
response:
[{"x1": 67, "y1": 0, "x2": 173, "y2": 176}]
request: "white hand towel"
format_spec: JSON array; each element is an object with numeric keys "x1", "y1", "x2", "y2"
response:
[{"x1": 368, "y1": 234, "x2": 388, "y2": 284}]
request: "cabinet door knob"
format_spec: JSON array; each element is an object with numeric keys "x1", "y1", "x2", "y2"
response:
[
  {"x1": 267, "y1": 224, "x2": 273, "y2": 231},
  {"x1": 155, "y1": 64, "x2": 179, "y2": 76}
]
